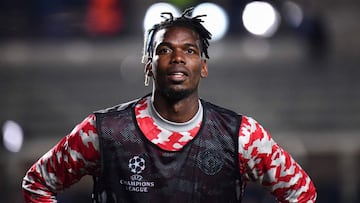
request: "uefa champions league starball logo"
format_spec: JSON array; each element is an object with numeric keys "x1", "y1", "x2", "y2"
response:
[
  {"x1": 128, "y1": 156, "x2": 146, "y2": 174},
  {"x1": 122, "y1": 155, "x2": 155, "y2": 191}
]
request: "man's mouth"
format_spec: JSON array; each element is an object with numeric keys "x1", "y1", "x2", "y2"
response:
[
  {"x1": 167, "y1": 72, "x2": 187, "y2": 81},
  {"x1": 170, "y1": 72, "x2": 185, "y2": 76}
]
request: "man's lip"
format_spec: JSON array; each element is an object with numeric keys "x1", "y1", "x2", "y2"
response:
[
  {"x1": 167, "y1": 72, "x2": 187, "y2": 81},
  {"x1": 167, "y1": 67, "x2": 189, "y2": 76},
  {"x1": 168, "y1": 72, "x2": 186, "y2": 76}
]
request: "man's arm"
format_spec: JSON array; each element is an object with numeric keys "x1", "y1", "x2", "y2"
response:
[
  {"x1": 238, "y1": 116, "x2": 317, "y2": 203},
  {"x1": 22, "y1": 114, "x2": 101, "y2": 203}
]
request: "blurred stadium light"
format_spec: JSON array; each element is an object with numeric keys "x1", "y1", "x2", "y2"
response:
[
  {"x1": 192, "y1": 3, "x2": 229, "y2": 41},
  {"x1": 2, "y1": 120, "x2": 24, "y2": 153},
  {"x1": 282, "y1": 0, "x2": 304, "y2": 28},
  {"x1": 143, "y1": 2, "x2": 180, "y2": 32},
  {"x1": 143, "y1": 2, "x2": 228, "y2": 41},
  {"x1": 242, "y1": 1, "x2": 281, "y2": 38}
]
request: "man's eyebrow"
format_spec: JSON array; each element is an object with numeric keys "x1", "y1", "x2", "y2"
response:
[
  {"x1": 184, "y1": 43, "x2": 200, "y2": 49},
  {"x1": 155, "y1": 42, "x2": 200, "y2": 50}
]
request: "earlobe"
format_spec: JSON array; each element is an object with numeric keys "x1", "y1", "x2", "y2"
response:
[{"x1": 200, "y1": 60, "x2": 208, "y2": 78}]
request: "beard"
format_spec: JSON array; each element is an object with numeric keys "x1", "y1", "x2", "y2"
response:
[{"x1": 159, "y1": 87, "x2": 195, "y2": 103}]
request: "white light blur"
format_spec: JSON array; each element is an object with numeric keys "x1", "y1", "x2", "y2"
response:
[
  {"x1": 2, "y1": 120, "x2": 24, "y2": 153},
  {"x1": 242, "y1": 1, "x2": 281, "y2": 37},
  {"x1": 143, "y1": 3, "x2": 180, "y2": 32},
  {"x1": 282, "y1": 1, "x2": 304, "y2": 28},
  {"x1": 193, "y1": 3, "x2": 229, "y2": 41}
]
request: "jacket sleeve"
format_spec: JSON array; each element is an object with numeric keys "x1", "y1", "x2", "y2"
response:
[
  {"x1": 238, "y1": 116, "x2": 317, "y2": 203},
  {"x1": 22, "y1": 114, "x2": 101, "y2": 203}
]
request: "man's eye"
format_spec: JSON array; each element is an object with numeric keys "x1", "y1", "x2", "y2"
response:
[
  {"x1": 186, "y1": 49, "x2": 195, "y2": 54},
  {"x1": 158, "y1": 48, "x2": 171, "y2": 54}
]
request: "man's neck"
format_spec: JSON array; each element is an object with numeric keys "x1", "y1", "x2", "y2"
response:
[{"x1": 152, "y1": 91, "x2": 200, "y2": 123}]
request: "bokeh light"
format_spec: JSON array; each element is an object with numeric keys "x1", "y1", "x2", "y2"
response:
[
  {"x1": 242, "y1": 1, "x2": 281, "y2": 37},
  {"x1": 2, "y1": 120, "x2": 24, "y2": 153},
  {"x1": 282, "y1": 1, "x2": 304, "y2": 28},
  {"x1": 143, "y1": 3, "x2": 180, "y2": 32},
  {"x1": 192, "y1": 3, "x2": 229, "y2": 41}
]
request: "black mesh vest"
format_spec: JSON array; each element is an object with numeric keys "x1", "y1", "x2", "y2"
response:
[{"x1": 93, "y1": 98, "x2": 243, "y2": 203}]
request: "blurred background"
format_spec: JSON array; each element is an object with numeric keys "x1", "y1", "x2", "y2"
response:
[{"x1": 0, "y1": 0, "x2": 359, "y2": 202}]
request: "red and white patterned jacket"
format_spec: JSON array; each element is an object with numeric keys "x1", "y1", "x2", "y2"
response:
[{"x1": 22, "y1": 97, "x2": 316, "y2": 202}]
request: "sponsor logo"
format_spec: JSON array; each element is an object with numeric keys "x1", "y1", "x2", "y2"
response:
[{"x1": 119, "y1": 155, "x2": 155, "y2": 193}]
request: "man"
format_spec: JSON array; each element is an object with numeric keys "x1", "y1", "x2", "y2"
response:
[{"x1": 22, "y1": 8, "x2": 317, "y2": 202}]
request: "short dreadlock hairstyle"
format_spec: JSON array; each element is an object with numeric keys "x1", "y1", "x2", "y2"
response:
[{"x1": 142, "y1": 7, "x2": 212, "y2": 64}]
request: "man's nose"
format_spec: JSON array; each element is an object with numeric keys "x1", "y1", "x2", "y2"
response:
[{"x1": 170, "y1": 50, "x2": 185, "y2": 64}]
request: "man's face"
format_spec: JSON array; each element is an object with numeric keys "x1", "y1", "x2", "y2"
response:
[{"x1": 149, "y1": 26, "x2": 208, "y2": 100}]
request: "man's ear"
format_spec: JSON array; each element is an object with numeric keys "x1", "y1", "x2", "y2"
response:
[{"x1": 200, "y1": 59, "x2": 208, "y2": 78}]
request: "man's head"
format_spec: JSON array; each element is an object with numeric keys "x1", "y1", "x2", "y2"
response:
[
  {"x1": 143, "y1": 8, "x2": 212, "y2": 102},
  {"x1": 142, "y1": 7, "x2": 212, "y2": 64}
]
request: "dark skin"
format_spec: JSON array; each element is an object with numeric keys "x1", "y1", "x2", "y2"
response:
[{"x1": 145, "y1": 26, "x2": 208, "y2": 123}]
